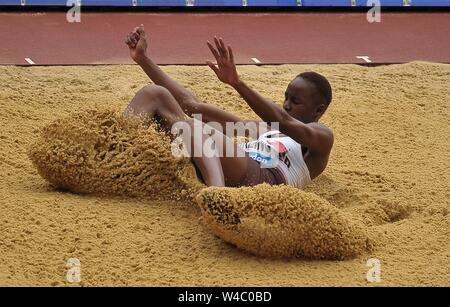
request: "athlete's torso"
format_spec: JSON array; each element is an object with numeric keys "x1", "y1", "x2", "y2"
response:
[{"x1": 239, "y1": 130, "x2": 311, "y2": 189}]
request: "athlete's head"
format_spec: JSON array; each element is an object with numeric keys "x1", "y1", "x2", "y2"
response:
[{"x1": 283, "y1": 72, "x2": 332, "y2": 123}]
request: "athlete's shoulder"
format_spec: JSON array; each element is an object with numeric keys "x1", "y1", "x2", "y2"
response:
[
  {"x1": 307, "y1": 122, "x2": 334, "y2": 150},
  {"x1": 309, "y1": 122, "x2": 333, "y2": 137}
]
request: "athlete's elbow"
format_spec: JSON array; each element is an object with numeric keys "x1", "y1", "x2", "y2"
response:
[
  {"x1": 266, "y1": 107, "x2": 287, "y2": 125},
  {"x1": 275, "y1": 109, "x2": 292, "y2": 126}
]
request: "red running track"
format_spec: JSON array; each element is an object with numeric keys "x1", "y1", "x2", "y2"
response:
[{"x1": 0, "y1": 12, "x2": 449, "y2": 65}]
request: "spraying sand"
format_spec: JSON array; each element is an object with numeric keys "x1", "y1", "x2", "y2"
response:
[
  {"x1": 0, "y1": 62, "x2": 449, "y2": 286},
  {"x1": 28, "y1": 108, "x2": 372, "y2": 259},
  {"x1": 28, "y1": 109, "x2": 203, "y2": 201}
]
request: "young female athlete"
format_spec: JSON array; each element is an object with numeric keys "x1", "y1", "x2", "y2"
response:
[{"x1": 124, "y1": 25, "x2": 333, "y2": 189}]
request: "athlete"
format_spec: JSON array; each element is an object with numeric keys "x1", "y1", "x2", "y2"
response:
[{"x1": 124, "y1": 25, "x2": 333, "y2": 188}]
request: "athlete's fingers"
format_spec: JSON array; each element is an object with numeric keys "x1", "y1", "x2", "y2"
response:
[
  {"x1": 207, "y1": 41, "x2": 222, "y2": 64},
  {"x1": 214, "y1": 36, "x2": 225, "y2": 59},
  {"x1": 228, "y1": 45, "x2": 234, "y2": 64},
  {"x1": 137, "y1": 24, "x2": 146, "y2": 38},
  {"x1": 126, "y1": 34, "x2": 134, "y2": 47},
  {"x1": 206, "y1": 61, "x2": 219, "y2": 76},
  {"x1": 219, "y1": 38, "x2": 229, "y2": 60}
]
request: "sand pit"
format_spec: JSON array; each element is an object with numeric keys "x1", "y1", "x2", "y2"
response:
[{"x1": 1, "y1": 62, "x2": 449, "y2": 286}]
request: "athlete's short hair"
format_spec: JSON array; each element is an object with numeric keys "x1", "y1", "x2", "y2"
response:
[{"x1": 296, "y1": 72, "x2": 332, "y2": 107}]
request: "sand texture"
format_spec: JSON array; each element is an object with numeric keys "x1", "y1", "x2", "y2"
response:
[
  {"x1": 197, "y1": 184, "x2": 374, "y2": 260},
  {"x1": 28, "y1": 109, "x2": 203, "y2": 202},
  {"x1": 28, "y1": 110, "x2": 372, "y2": 260},
  {"x1": 1, "y1": 62, "x2": 449, "y2": 286}
]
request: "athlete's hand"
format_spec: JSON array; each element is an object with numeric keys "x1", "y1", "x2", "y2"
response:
[
  {"x1": 206, "y1": 37, "x2": 240, "y2": 87},
  {"x1": 125, "y1": 25, "x2": 148, "y2": 64}
]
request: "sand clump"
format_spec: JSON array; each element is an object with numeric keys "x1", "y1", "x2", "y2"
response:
[
  {"x1": 197, "y1": 184, "x2": 373, "y2": 259},
  {"x1": 28, "y1": 108, "x2": 204, "y2": 201}
]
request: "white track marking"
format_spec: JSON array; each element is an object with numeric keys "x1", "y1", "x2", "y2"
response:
[
  {"x1": 356, "y1": 56, "x2": 372, "y2": 63},
  {"x1": 25, "y1": 58, "x2": 35, "y2": 65},
  {"x1": 251, "y1": 58, "x2": 261, "y2": 64}
]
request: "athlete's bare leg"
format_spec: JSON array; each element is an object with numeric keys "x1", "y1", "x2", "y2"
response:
[{"x1": 124, "y1": 84, "x2": 250, "y2": 187}]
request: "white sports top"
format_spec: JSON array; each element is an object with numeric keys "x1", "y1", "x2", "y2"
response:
[{"x1": 239, "y1": 130, "x2": 312, "y2": 189}]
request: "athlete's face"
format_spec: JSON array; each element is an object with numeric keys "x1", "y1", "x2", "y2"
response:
[{"x1": 283, "y1": 77, "x2": 325, "y2": 123}]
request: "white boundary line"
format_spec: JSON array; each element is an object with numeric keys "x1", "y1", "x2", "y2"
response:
[
  {"x1": 356, "y1": 56, "x2": 372, "y2": 63},
  {"x1": 25, "y1": 57, "x2": 35, "y2": 65},
  {"x1": 251, "y1": 58, "x2": 261, "y2": 64}
]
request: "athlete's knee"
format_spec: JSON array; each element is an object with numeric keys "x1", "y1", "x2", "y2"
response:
[
  {"x1": 181, "y1": 94, "x2": 201, "y2": 110},
  {"x1": 139, "y1": 84, "x2": 172, "y2": 100}
]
